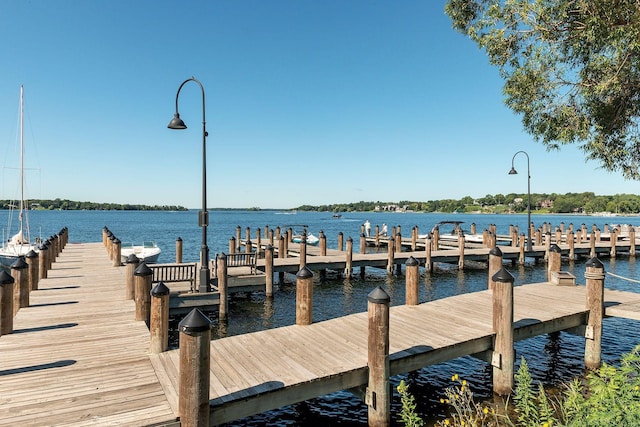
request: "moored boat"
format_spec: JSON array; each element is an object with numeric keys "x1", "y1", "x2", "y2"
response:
[
  {"x1": 120, "y1": 241, "x2": 161, "y2": 263},
  {"x1": 0, "y1": 86, "x2": 40, "y2": 269},
  {"x1": 292, "y1": 232, "x2": 320, "y2": 246}
]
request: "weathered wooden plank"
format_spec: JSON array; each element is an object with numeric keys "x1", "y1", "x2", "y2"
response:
[{"x1": 0, "y1": 242, "x2": 176, "y2": 426}]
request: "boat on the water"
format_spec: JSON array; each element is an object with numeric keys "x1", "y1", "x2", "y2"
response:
[
  {"x1": 292, "y1": 232, "x2": 320, "y2": 246},
  {"x1": 419, "y1": 221, "x2": 484, "y2": 244},
  {"x1": 0, "y1": 86, "x2": 40, "y2": 269},
  {"x1": 120, "y1": 241, "x2": 161, "y2": 263}
]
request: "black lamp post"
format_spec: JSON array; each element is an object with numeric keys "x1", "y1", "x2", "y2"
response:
[
  {"x1": 168, "y1": 77, "x2": 210, "y2": 292},
  {"x1": 509, "y1": 151, "x2": 532, "y2": 252}
]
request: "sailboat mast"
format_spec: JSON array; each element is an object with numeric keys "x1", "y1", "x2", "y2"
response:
[{"x1": 19, "y1": 85, "x2": 24, "y2": 223}]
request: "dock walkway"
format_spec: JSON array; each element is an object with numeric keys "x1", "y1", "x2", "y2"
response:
[
  {"x1": 152, "y1": 279, "x2": 640, "y2": 425},
  {"x1": 0, "y1": 242, "x2": 177, "y2": 426}
]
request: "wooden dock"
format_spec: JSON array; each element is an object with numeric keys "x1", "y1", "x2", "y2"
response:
[
  {"x1": 0, "y1": 242, "x2": 178, "y2": 426},
  {"x1": 4, "y1": 241, "x2": 640, "y2": 425},
  {"x1": 253, "y1": 238, "x2": 638, "y2": 275},
  {"x1": 151, "y1": 280, "x2": 640, "y2": 425}
]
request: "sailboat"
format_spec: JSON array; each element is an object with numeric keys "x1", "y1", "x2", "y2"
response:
[{"x1": 0, "y1": 86, "x2": 39, "y2": 269}]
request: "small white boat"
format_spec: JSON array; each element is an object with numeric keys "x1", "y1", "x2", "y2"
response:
[
  {"x1": 292, "y1": 233, "x2": 320, "y2": 246},
  {"x1": 121, "y1": 241, "x2": 161, "y2": 263},
  {"x1": 419, "y1": 221, "x2": 484, "y2": 243}
]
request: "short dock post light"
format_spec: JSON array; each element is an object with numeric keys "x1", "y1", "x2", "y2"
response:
[
  {"x1": 168, "y1": 77, "x2": 211, "y2": 293},
  {"x1": 509, "y1": 151, "x2": 532, "y2": 252}
]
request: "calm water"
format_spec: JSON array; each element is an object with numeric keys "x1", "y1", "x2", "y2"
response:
[{"x1": 5, "y1": 209, "x2": 640, "y2": 425}]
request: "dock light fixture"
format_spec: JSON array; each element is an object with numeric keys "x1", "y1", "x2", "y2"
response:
[
  {"x1": 168, "y1": 77, "x2": 210, "y2": 293},
  {"x1": 509, "y1": 151, "x2": 532, "y2": 252}
]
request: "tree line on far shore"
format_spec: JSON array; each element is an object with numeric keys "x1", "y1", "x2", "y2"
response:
[
  {"x1": 296, "y1": 192, "x2": 640, "y2": 215},
  {"x1": 0, "y1": 199, "x2": 188, "y2": 211}
]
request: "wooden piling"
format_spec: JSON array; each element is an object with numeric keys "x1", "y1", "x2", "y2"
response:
[
  {"x1": 11, "y1": 257, "x2": 28, "y2": 315},
  {"x1": 518, "y1": 234, "x2": 525, "y2": 265},
  {"x1": 567, "y1": 230, "x2": 575, "y2": 260},
  {"x1": 488, "y1": 246, "x2": 503, "y2": 290},
  {"x1": 38, "y1": 242, "x2": 48, "y2": 280},
  {"x1": 134, "y1": 263, "x2": 153, "y2": 324},
  {"x1": 394, "y1": 233, "x2": 402, "y2": 274},
  {"x1": 630, "y1": 227, "x2": 636, "y2": 256},
  {"x1": 345, "y1": 237, "x2": 353, "y2": 279},
  {"x1": 386, "y1": 237, "x2": 394, "y2": 274},
  {"x1": 432, "y1": 226, "x2": 439, "y2": 250},
  {"x1": 320, "y1": 231, "x2": 327, "y2": 256},
  {"x1": 113, "y1": 238, "x2": 121, "y2": 267},
  {"x1": 548, "y1": 244, "x2": 562, "y2": 279},
  {"x1": 265, "y1": 245, "x2": 274, "y2": 297},
  {"x1": 360, "y1": 234, "x2": 366, "y2": 278},
  {"x1": 405, "y1": 257, "x2": 419, "y2": 305},
  {"x1": 217, "y1": 254, "x2": 228, "y2": 321},
  {"x1": 178, "y1": 309, "x2": 211, "y2": 427},
  {"x1": 149, "y1": 282, "x2": 170, "y2": 354},
  {"x1": 457, "y1": 232, "x2": 465, "y2": 270},
  {"x1": 0, "y1": 271, "x2": 15, "y2": 336},
  {"x1": 338, "y1": 232, "x2": 344, "y2": 252},
  {"x1": 424, "y1": 236, "x2": 432, "y2": 272},
  {"x1": 125, "y1": 254, "x2": 140, "y2": 300},
  {"x1": 367, "y1": 287, "x2": 391, "y2": 426},
  {"x1": 296, "y1": 266, "x2": 314, "y2": 326},
  {"x1": 411, "y1": 227, "x2": 417, "y2": 251},
  {"x1": 610, "y1": 229, "x2": 617, "y2": 258},
  {"x1": 590, "y1": 231, "x2": 596, "y2": 258},
  {"x1": 491, "y1": 267, "x2": 515, "y2": 396},
  {"x1": 25, "y1": 249, "x2": 39, "y2": 291},
  {"x1": 585, "y1": 257, "x2": 605, "y2": 370},
  {"x1": 236, "y1": 226, "x2": 241, "y2": 250},
  {"x1": 535, "y1": 229, "x2": 542, "y2": 246},
  {"x1": 176, "y1": 237, "x2": 183, "y2": 263}
]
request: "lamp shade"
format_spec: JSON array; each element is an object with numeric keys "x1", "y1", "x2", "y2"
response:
[
  {"x1": 508, "y1": 167, "x2": 518, "y2": 175},
  {"x1": 167, "y1": 113, "x2": 187, "y2": 129}
]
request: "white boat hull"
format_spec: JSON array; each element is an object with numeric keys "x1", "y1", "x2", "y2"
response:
[{"x1": 120, "y1": 242, "x2": 161, "y2": 264}]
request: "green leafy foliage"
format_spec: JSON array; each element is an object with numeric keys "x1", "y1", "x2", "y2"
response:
[
  {"x1": 444, "y1": 0, "x2": 640, "y2": 180},
  {"x1": 399, "y1": 345, "x2": 640, "y2": 427},
  {"x1": 397, "y1": 380, "x2": 425, "y2": 427}
]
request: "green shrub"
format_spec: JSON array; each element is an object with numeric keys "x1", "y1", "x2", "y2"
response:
[{"x1": 398, "y1": 344, "x2": 640, "y2": 427}]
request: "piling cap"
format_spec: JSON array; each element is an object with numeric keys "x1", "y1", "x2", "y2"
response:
[
  {"x1": 25, "y1": 249, "x2": 38, "y2": 259},
  {"x1": 179, "y1": 308, "x2": 212, "y2": 334},
  {"x1": 405, "y1": 256, "x2": 419, "y2": 267},
  {"x1": 113, "y1": 238, "x2": 121, "y2": 245},
  {"x1": 217, "y1": 253, "x2": 227, "y2": 260},
  {"x1": 125, "y1": 254, "x2": 140, "y2": 264},
  {"x1": 296, "y1": 266, "x2": 313, "y2": 279},
  {"x1": 550, "y1": 244, "x2": 561, "y2": 253},
  {"x1": 368, "y1": 286, "x2": 390, "y2": 304},
  {"x1": 151, "y1": 281, "x2": 170, "y2": 297},
  {"x1": 134, "y1": 262, "x2": 153, "y2": 276},
  {"x1": 586, "y1": 257, "x2": 604, "y2": 269},
  {"x1": 0, "y1": 270, "x2": 14, "y2": 285},
  {"x1": 489, "y1": 246, "x2": 503, "y2": 256},
  {"x1": 11, "y1": 256, "x2": 28, "y2": 270},
  {"x1": 176, "y1": 236, "x2": 182, "y2": 242},
  {"x1": 492, "y1": 267, "x2": 515, "y2": 284}
]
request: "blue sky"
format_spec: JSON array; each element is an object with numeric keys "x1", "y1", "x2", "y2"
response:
[{"x1": 0, "y1": 1, "x2": 636, "y2": 209}]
